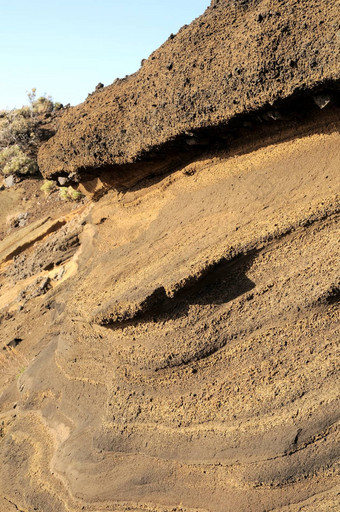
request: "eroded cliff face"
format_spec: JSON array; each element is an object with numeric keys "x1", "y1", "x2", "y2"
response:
[
  {"x1": 37, "y1": 0, "x2": 340, "y2": 178},
  {"x1": 1, "y1": 106, "x2": 339, "y2": 512},
  {"x1": 0, "y1": 2, "x2": 339, "y2": 512}
]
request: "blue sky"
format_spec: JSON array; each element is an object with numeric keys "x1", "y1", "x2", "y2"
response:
[{"x1": 0, "y1": 0, "x2": 209, "y2": 110}]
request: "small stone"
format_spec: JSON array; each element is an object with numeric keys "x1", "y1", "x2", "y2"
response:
[
  {"x1": 39, "y1": 276, "x2": 51, "y2": 291},
  {"x1": 16, "y1": 212, "x2": 28, "y2": 227},
  {"x1": 57, "y1": 267, "x2": 65, "y2": 280},
  {"x1": 313, "y1": 94, "x2": 331, "y2": 109},
  {"x1": 68, "y1": 171, "x2": 78, "y2": 181},
  {"x1": 4, "y1": 175, "x2": 15, "y2": 188},
  {"x1": 186, "y1": 137, "x2": 199, "y2": 146},
  {"x1": 267, "y1": 110, "x2": 282, "y2": 120},
  {"x1": 58, "y1": 177, "x2": 68, "y2": 186}
]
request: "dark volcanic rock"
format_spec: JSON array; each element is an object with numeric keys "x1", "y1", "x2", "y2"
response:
[{"x1": 38, "y1": 0, "x2": 339, "y2": 178}]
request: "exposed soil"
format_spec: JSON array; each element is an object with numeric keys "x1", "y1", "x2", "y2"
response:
[{"x1": 0, "y1": 178, "x2": 81, "y2": 242}]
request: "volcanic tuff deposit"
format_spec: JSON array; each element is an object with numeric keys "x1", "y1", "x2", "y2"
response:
[{"x1": 0, "y1": 1, "x2": 340, "y2": 511}]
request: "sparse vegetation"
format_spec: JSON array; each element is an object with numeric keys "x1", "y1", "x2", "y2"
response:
[
  {"x1": 0, "y1": 88, "x2": 63, "y2": 178},
  {"x1": 68, "y1": 188, "x2": 84, "y2": 201},
  {"x1": 59, "y1": 186, "x2": 84, "y2": 201},
  {"x1": 40, "y1": 179, "x2": 56, "y2": 195},
  {"x1": 0, "y1": 145, "x2": 37, "y2": 175},
  {"x1": 16, "y1": 367, "x2": 26, "y2": 378},
  {"x1": 59, "y1": 187, "x2": 69, "y2": 201}
]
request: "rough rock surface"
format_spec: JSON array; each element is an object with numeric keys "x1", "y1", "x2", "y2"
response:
[{"x1": 38, "y1": 0, "x2": 340, "y2": 178}]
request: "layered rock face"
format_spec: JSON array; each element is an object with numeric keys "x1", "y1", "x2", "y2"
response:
[
  {"x1": 1, "y1": 107, "x2": 339, "y2": 512},
  {"x1": 0, "y1": 2, "x2": 339, "y2": 512},
  {"x1": 38, "y1": 0, "x2": 339, "y2": 178}
]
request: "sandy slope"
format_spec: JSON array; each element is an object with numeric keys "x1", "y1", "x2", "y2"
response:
[{"x1": 0, "y1": 107, "x2": 338, "y2": 511}]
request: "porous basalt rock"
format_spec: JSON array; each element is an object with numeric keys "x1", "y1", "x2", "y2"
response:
[{"x1": 38, "y1": 0, "x2": 340, "y2": 178}]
